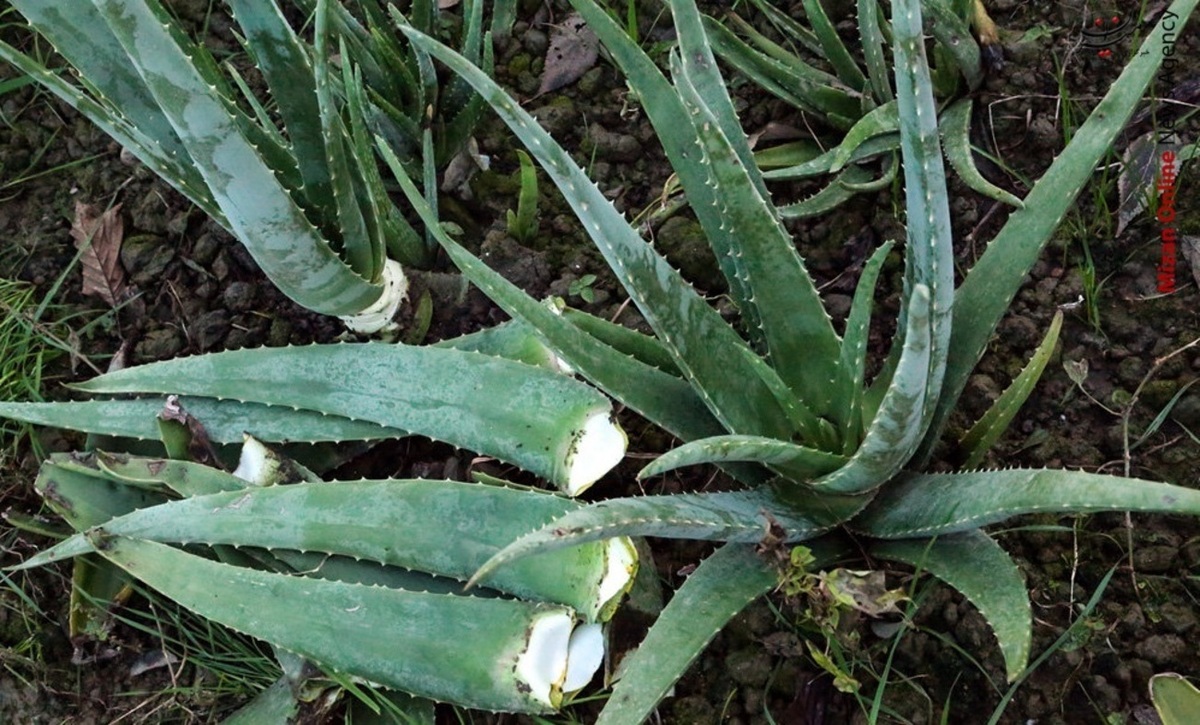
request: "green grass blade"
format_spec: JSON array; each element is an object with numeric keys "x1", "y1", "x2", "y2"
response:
[
  {"x1": 90, "y1": 536, "x2": 583, "y2": 714},
  {"x1": 73, "y1": 344, "x2": 618, "y2": 491},
  {"x1": 397, "y1": 20, "x2": 796, "y2": 441},
  {"x1": 940, "y1": 99, "x2": 1024, "y2": 207},
  {"x1": 471, "y1": 489, "x2": 828, "y2": 585},
  {"x1": 638, "y1": 435, "x2": 846, "y2": 482},
  {"x1": 926, "y1": 0, "x2": 1200, "y2": 457},
  {"x1": 853, "y1": 468, "x2": 1200, "y2": 539},
  {"x1": 959, "y1": 311, "x2": 1061, "y2": 469},
  {"x1": 872, "y1": 530, "x2": 1030, "y2": 681}
]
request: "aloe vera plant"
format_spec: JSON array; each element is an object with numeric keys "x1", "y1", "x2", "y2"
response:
[
  {"x1": 0, "y1": 0, "x2": 502, "y2": 332},
  {"x1": 706, "y1": 0, "x2": 1023, "y2": 217},
  {"x1": 344, "y1": 0, "x2": 1197, "y2": 719}
]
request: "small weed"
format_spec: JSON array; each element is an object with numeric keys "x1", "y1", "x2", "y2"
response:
[{"x1": 568, "y1": 273, "x2": 598, "y2": 303}]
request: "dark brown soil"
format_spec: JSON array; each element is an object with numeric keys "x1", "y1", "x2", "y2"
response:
[{"x1": 2, "y1": 1, "x2": 1200, "y2": 723}]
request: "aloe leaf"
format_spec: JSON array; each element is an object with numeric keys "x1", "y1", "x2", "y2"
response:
[
  {"x1": 50, "y1": 480, "x2": 636, "y2": 623},
  {"x1": 35, "y1": 457, "x2": 168, "y2": 531},
  {"x1": 803, "y1": 0, "x2": 868, "y2": 91},
  {"x1": 959, "y1": 311, "x2": 1062, "y2": 469},
  {"x1": 226, "y1": 0, "x2": 333, "y2": 224},
  {"x1": 940, "y1": 99, "x2": 1024, "y2": 208},
  {"x1": 379, "y1": 145, "x2": 724, "y2": 445},
  {"x1": 559, "y1": 309, "x2": 681, "y2": 376},
  {"x1": 812, "y1": 284, "x2": 931, "y2": 494},
  {"x1": 704, "y1": 15, "x2": 859, "y2": 125},
  {"x1": 1151, "y1": 673, "x2": 1200, "y2": 725},
  {"x1": 0, "y1": 40, "x2": 216, "y2": 220},
  {"x1": 0, "y1": 398, "x2": 404, "y2": 445},
  {"x1": 830, "y1": 101, "x2": 899, "y2": 172},
  {"x1": 765, "y1": 133, "x2": 900, "y2": 181},
  {"x1": 669, "y1": 50, "x2": 845, "y2": 425},
  {"x1": 871, "y1": 530, "x2": 1030, "y2": 681},
  {"x1": 221, "y1": 676, "x2": 299, "y2": 725},
  {"x1": 9, "y1": 0, "x2": 186, "y2": 161},
  {"x1": 857, "y1": 0, "x2": 892, "y2": 101},
  {"x1": 73, "y1": 344, "x2": 621, "y2": 493},
  {"x1": 639, "y1": 435, "x2": 846, "y2": 483},
  {"x1": 89, "y1": 536, "x2": 592, "y2": 714},
  {"x1": 88, "y1": 0, "x2": 382, "y2": 316},
  {"x1": 598, "y1": 536, "x2": 851, "y2": 723},
  {"x1": 472, "y1": 489, "x2": 828, "y2": 585},
  {"x1": 924, "y1": 0, "x2": 982, "y2": 91},
  {"x1": 892, "y1": 0, "x2": 955, "y2": 428},
  {"x1": 561, "y1": 0, "x2": 768, "y2": 344},
  {"x1": 777, "y1": 165, "x2": 876, "y2": 219},
  {"x1": 93, "y1": 452, "x2": 248, "y2": 497},
  {"x1": 668, "y1": 0, "x2": 769, "y2": 199},
  {"x1": 927, "y1": 0, "x2": 1200, "y2": 458},
  {"x1": 837, "y1": 240, "x2": 895, "y2": 451},
  {"x1": 397, "y1": 21, "x2": 797, "y2": 441},
  {"x1": 596, "y1": 544, "x2": 781, "y2": 724},
  {"x1": 853, "y1": 468, "x2": 1200, "y2": 539}
]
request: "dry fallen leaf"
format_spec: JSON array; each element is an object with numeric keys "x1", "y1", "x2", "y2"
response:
[
  {"x1": 70, "y1": 201, "x2": 127, "y2": 306},
  {"x1": 538, "y1": 14, "x2": 599, "y2": 96}
]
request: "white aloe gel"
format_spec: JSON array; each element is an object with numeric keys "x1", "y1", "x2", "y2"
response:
[
  {"x1": 565, "y1": 412, "x2": 628, "y2": 496},
  {"x1": 339, "y1": 258, "x2": 408, "y2": 334},
  {"x1": 517, "y1": 614, "x2": 606, "y2": 708}
]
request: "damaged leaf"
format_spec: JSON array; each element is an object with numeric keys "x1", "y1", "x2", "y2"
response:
[
  {"x1": 538, "y1": 13, "x2": 599, "y2": 96},
  {"x1": 70, "y1": 201, "x2": 128, "y2": 306}
]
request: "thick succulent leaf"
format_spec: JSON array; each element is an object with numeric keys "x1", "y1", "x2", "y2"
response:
[
  {"x1": 940, "y1": 99, "x2": 1024, "y2": 208},
  {"x1": 90, "y1": 536, "x2": 581, "y2": 714},
  {"x1": 9, "y1": 0, "x2": 186, "y2": 162},
  {"x1": 764, "y1": 133, "x2": 900, "y2": 181},
  {"x1": 777, "y1": 165, "x2": 876, "y2": 219},
  {"x1": 857, "y1": 0, "x2": 892, "y2": 101},
  {"x1": 811, "y1": 284, "x2": 931, "y2": 494},
  {"x1": 560, "y1": 309, "x2": 680, "y2": 376},
  {"x1": 226, "y1": 0, "x2": 333, "y2": 223},
  {"x1": 380, "y1": 145, "x2": 725, "y2": 444},
  {"x1": 73, "y1": 344, "x2": 616, "y2": 491},
  {"x1": 397, "y1": 20, "x2": 796, "y2": 441},
  {"x1": 871, "y1": 530, "x2": 1030, "y2": 681},
  {"x1": 93, "y1": 452, "x2": 249, "y2": 497},
  {"x1": 829, "y1": 101, "x2": 899, "y2": 172},
  {"x1": 596, "y1": 539, "x2": 849, "y2": 724},
  {"x1": 89, "y1": 0, "x2": 381, "y2": 315},
  {"x1": 669, "y1": 50, "x2": 845, "y2": 425},
  {"x1": 927, "y1": 0, "x2": 1200, "y2": 458},
  {"x1": 853, "y1": 468, "x2": 1200, "y2": 539},
  {"x1": 706, "y1": 14, "x2": 858, "y2": 124},
  {"x1": 836, "y1": 240, "x2": 895, "y2": 451},
  {"x1": 0, "y1": 397, "x2": 403, "y2": 445},
  {"x1": 892, "y1": 0, "x2": 955, "y2": 430},
  {"x1": 923, "y1": 0, "x2": 983, "y2": 90},
  {"x1": 35, "y1": 457, "x2": 168, "y2": 532},
  {"x1": 38, "y1": 480, "x2": 633, "y2": 622},
  {"x1": 802, "y1": 0, "x2": 867, "y2": 91},
  {"x1": 639, "y1": 435, "x2": 846, "y2": 483},
  {"x1": 959, "y1": 311, "x2": 1062, "y2": 469},
  {"x1": 472, "y1": 489, "x2": 829, "y2": 585},
  {"x1": 1151, "y1": 673, "x2": 1200, "y2": 725},
  {"x1": 221, "y1": 676, "x2": 300, "y2": 725}
]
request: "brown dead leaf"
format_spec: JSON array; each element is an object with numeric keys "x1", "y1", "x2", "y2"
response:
[
  {"x1": 538, "y1": 14, "x2": 598, "y2": 96},
  {"x1": 70, "y1": 201, "x2": 128, "y2": 307}
]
